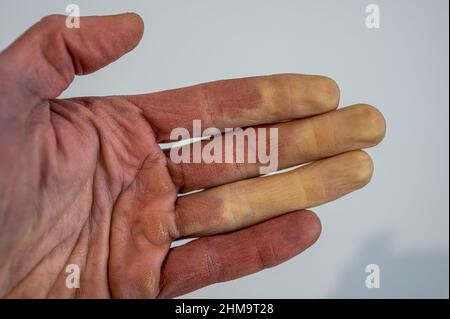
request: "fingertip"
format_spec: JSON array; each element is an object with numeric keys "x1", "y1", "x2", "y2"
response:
[
  {"x1": 347, "y1": 104, "x2": 387, "y2": 146},
  {"x1": 124, "y1": 12, "x2": 145, "y2": 38},
  {"x1": 296, "y1": 210, "x2": 322, "y2": 247},
  {"x1": 309, "y1": 75, "x2": 341, "y2": 112},
  {"x1": 347, "y1": 150, "x2": 375, "y2": 187},
  {"x1": 111, "y1": 12, "x2": 145, "y2": 49}
]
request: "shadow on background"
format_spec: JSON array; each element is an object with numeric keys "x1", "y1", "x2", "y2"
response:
[{"x1": 328, "y1": 232, "x2": 449, "y2": 298}]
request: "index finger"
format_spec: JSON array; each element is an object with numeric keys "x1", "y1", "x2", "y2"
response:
[{"x1": 125, "y1": 74, "x2": 340, "y2": 142}]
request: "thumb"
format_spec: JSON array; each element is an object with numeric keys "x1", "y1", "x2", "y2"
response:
[{"x1": 0, "y1": 13, "x2": 144, "y2": 101}]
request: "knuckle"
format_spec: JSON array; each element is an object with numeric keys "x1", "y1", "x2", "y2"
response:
[
  {"x1": 262, "y1": 74, "x2": 340, "y2": 116},
  {"x1": 202, "y1": 240, "x2": 223, "y2": 282},
  {"x1": 39, "y1": 14, "x2": 66, "y2": 29}
]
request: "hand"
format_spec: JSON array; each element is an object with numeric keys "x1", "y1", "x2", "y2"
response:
[{"x1": 0, "y1": 13, "x2": 385, "y2": 298}]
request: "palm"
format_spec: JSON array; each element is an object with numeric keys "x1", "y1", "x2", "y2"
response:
[
  {"x1": 0, "y1": 94, "x2": 170, "y2": 297},
  {"x1": 0, "y1": 13, "x2": 385, "y2": 298}
]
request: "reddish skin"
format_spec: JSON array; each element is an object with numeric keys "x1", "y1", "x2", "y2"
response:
[
  {"x1": 159, "y1": 211, "x2": 320, "y2": 298},
  {"x1": 0, "y1": 14, "x2": 321, "y2": 298},
  {"x1": 132, "y1": 78, "x2": 264, "y2": 142}
]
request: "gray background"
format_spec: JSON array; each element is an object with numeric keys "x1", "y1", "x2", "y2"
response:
[{"x1": 0, "y1": 0, "x2": 448, "y2": 298}]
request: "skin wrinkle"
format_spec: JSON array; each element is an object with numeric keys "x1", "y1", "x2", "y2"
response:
[
  {"x1": 86, "y1": 194, "x2": 113, "y2": 308},
  {"x1": 49, "y1": 95, "x2": 152, "y2": 297},
  {"x1": 121, "y1": 153, "x2": 153, "y2": 196},
  {"x1": 231, "y1": 161, "x2": 246, "y2": 183},
  {"x1": 142, "y1": 269, "x2": 158, "y2": 297},
  {"x1": 158, "y1": 246, "x2": 194, "y2": 298},
  {"x1": 0, "y1": 62, "x2": 39, "y2": 113},
  {"x1": 328, "y1": 112, "x2": 339, "y2": 153},
  {"x1": 100, "y1": 185, "x2": 118, "y2": 299},
  {"x1": 287, "y1": 75, "x2": 295, "y2": 117},
  {"x1": 127, "y1": 92, "x2": 193, "y2": 143},
  {"x1": 158, "y1": 244, "x2": 201, "y2": 297},
  {"x1": 166, "y1": 91, "x2": 362, "y2": 196},
  {"x1": 101, "y1": 97, "x2": 162, "y2": 192},
  {"x1": 0, "y1": 12, "x2": 386, "y2": 297},
  {"x1": 171, "y1": 159, "x2": 187, "y2": 192},
  {"x1": 200, "y1": 84, "x2": 216, "y2": 130},
  {"x1": 49, "y1": 100, "x2": 104, "y2": 225},
  {"x1": 257, "y1": 79, "x2": 277, "y2": 122},
  {"x1": 177, "y1": 198, "x2": 200, "y2": 237},
  {"x1": 49, "y1": 98, "x2": 99, "y2": 144},
  {"x1": 35, "y1": 214, "x2": 87, "y2": 294},
  {"x1": 38, "y1": 23, "x2": 74, "y2": 97},
  {"x1": 46, "y1": 217, "x2": 90, "y2": 298},
  {"x1": 24, "y1": 100, "x2": 52, "y2": 139},
  {"x1": 309, "y1": 117, "x2": 323, "y2": 159},
  {"x1": 253, "y1": 225, "x2": 277, "y2": 269},
  {"x1": 35, "y1": 183, "x2": 87, "y2": 251},
  {"x1": 316, "y1": 114, "x2": 337, "y2": 156},
  {"x1": 172, "y1": 203, "x2": 187, "y2": 239},
  {"x1": 59, "y1": 28, "x2": 81, "y2": 78},
  {"x1": 306, "y1": 163, "x2": 327, "y2": 206},
  {"x1": 91, "y1": 114, "x2": 127, "y2": 191},
  {"x1": 175, "y1": 150, "x2": 377, "y2": 239},
  {"x1": 272, "y1": 76, "x2": 295, "y2": 120},
  {"x1": 7, "y1": 226, "x2": 79, "y2": 298},
  {"x1": 157, "y1": 210, "x2": 323, "y2": 298},
  {"x1": 51, "y1": 100, "x2": 100, "y2": 190},
  {"x1": 128, "y1": 206, "x2": 170, "y2": 249},
  {"x1": 120, "y1": 96, "x2": 164, "y2": 141},
  {"x1": 37, "y1": 169, "x2": 89, "y2": 233},
  {"x1": 48, "y1": 107, "x2": 68, "y2": 173},
  {"x1": 8, "y1": 173, "x2": 91, "y2": 293},
  {"x1": 86, "y1": 192, "x2": 100, "y2": 297},
  {"x1": 290, "y1": 120, "x2": 312, "y2": 160},
  {"x1": 222, "y1": 184, "x2": 240, "y2": 233},
  {"x1": 89, "y1": 168, "x2": 113, "y2": 228},
  {"x1": 199, "y1": 78, "x2": 264, "y2": 129},
  {"x1": 202, "y1": 238, "x2": 224, "y2": 283}
]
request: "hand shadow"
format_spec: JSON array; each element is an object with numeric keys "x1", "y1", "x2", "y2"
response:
[{"x1": 327, "y1": 232, "x2": 449, "y2": 298}]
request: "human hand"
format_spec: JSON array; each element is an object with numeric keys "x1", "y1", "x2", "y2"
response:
[{"x1": 0, "y1": 13, "x2": 385, "y2": 298}]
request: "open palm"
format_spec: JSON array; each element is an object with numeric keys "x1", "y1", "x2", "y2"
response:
[{"x1": 0, "y1": 13, "x2": 385, "y2": 298}]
